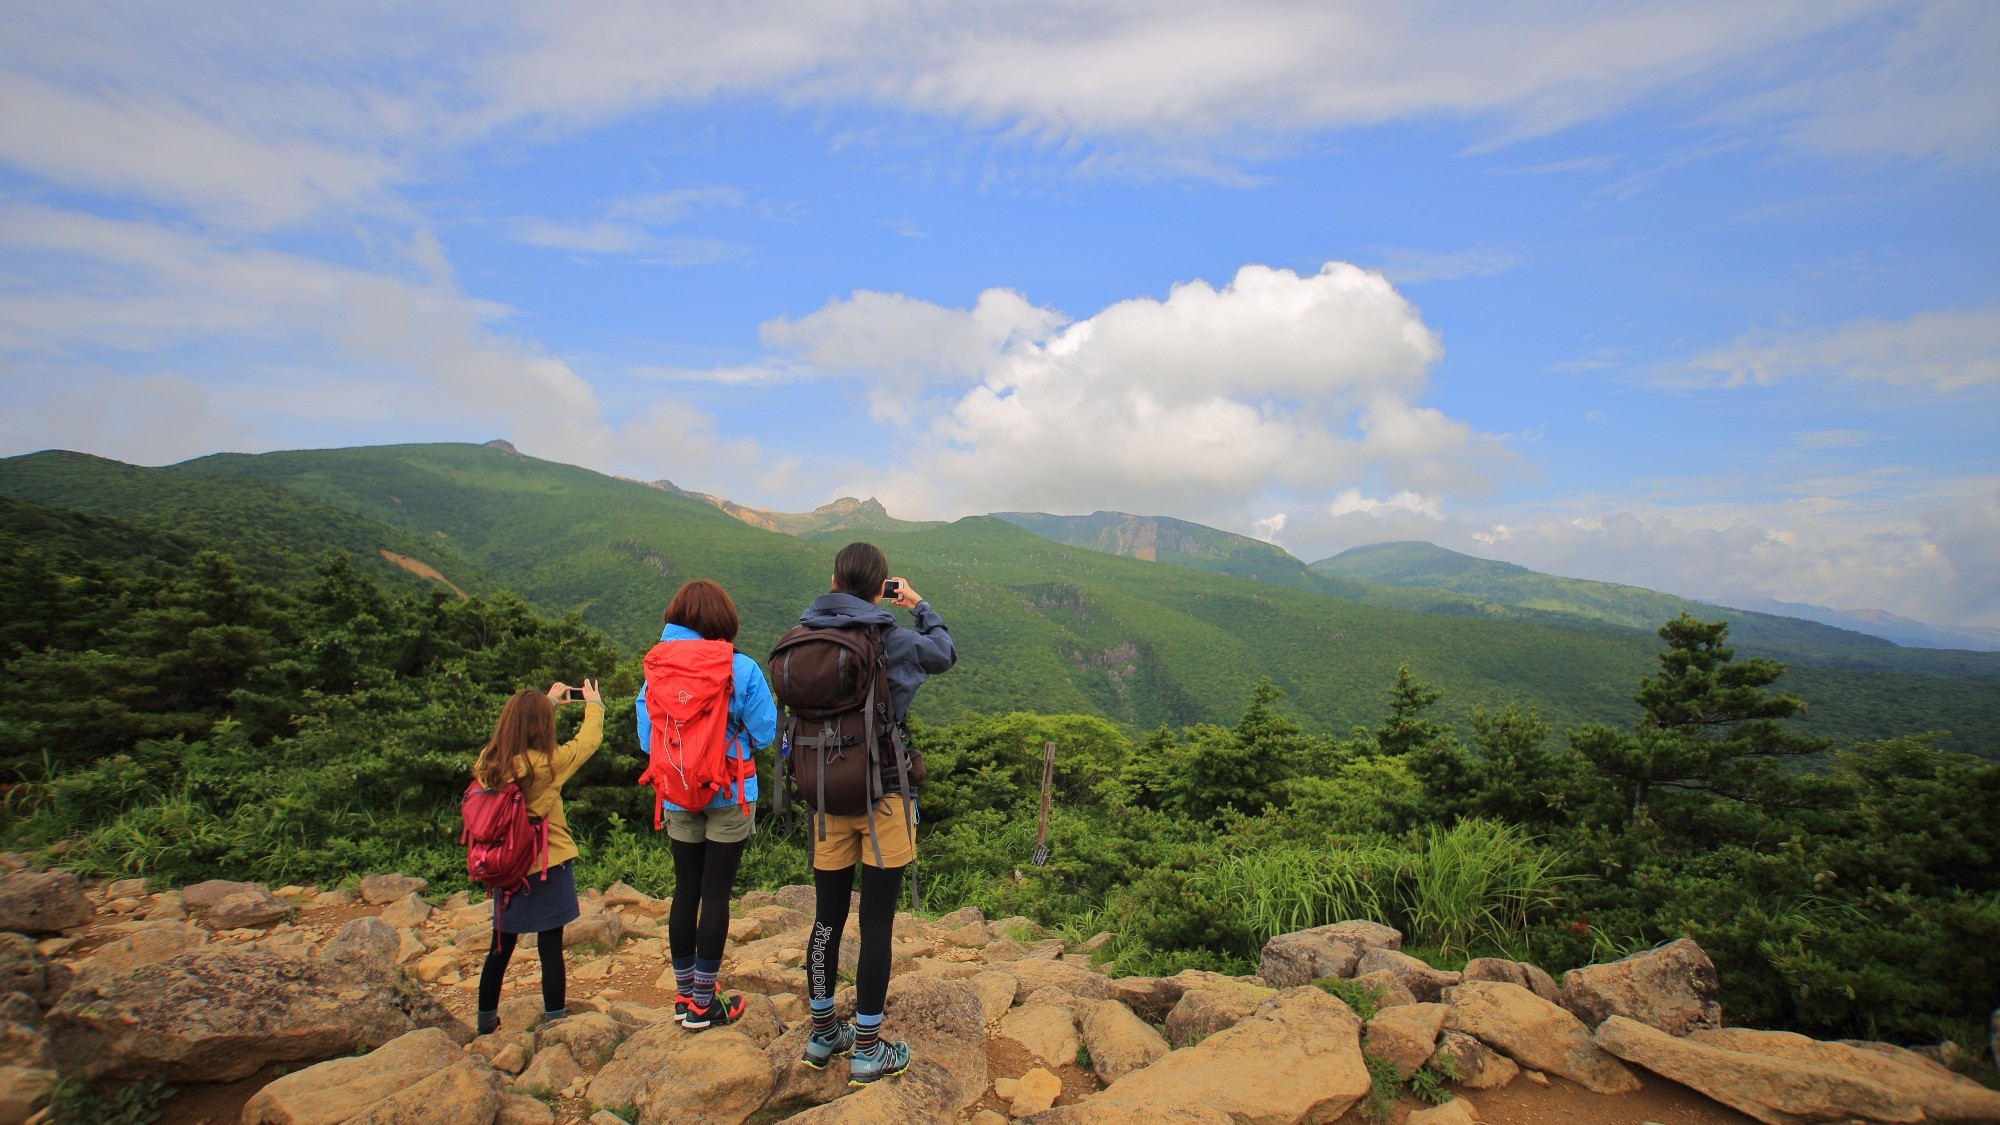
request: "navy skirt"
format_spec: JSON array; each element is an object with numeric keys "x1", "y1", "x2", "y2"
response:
[{"x1": 497, "y1": 860, "x2": 580, "y2": 935}]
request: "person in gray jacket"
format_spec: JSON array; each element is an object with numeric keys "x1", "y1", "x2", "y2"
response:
[{"x1": 795, "y1": 541, "x2": 955, "y2": 1085}]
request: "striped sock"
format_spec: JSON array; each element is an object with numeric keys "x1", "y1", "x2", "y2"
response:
[
  {"x1": 810, "y1": 998, "x2": 838, "y2": 1037},
  {"x1": 671, "y1": 956, "x2": 696, "y2": 998},
  {"x1": 692, "y1": 957, "x2": 720, "y2": 1010},
  {"x1": 853, "y1": 1012, "x2": 882, "y2": 1054}
]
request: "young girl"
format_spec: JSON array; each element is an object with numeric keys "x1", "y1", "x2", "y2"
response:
[
  {"x1": 473, "y1": 679, "x2": 603, "y2": 1035},
  {"x1": 638, "y1": 579, "x2": 777, "y2": 1030}
]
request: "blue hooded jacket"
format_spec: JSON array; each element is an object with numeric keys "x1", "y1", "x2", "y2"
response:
[
  {"x1": 636, "y1": 624, "x2": 778, "y2": 813},
  {"x1": 796, "y1": 592, "x2": 956, "y2": 722}
]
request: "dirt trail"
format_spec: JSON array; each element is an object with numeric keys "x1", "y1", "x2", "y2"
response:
[{"x1": 378, "y1": 549, "x2": 467, "y2": 598}]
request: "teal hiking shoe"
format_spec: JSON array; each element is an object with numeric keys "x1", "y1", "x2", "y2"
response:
[
  {"x1": 847, "y1": 1039, "x2": 911, "y2": 1086},
  {"x1": 799, "y1": 1021, "x2": 855, "y2": 1070}
]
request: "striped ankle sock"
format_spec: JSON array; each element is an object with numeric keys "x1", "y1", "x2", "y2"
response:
[
  {"x1": 692, "y1": 957, "x2": 720, "y2": 1010},
  {"x1": 853, "y1": 1012, "x2": 882, "y2": 1054},
  {"x1": 671, "y1": 955, "x2": 696, "y2": 998},
  {"x1": 811, "y1": 998, "x2": 838, "y2": 1037}
]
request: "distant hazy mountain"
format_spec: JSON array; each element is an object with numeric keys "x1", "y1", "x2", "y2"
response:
[
  {"x1": 990, "y1": 511, "x2": 1315, "y2": 587},
  {"x1": 1720, "y1": 595, "x2": 2000, "y2": 653},
  {"x1": 652, "y1": 485, "x2": 944, "y2": 539}
]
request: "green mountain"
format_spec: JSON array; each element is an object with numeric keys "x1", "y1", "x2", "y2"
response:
[{"x1": 3, "y1": 443, "x2": 1995, "y2": 751}]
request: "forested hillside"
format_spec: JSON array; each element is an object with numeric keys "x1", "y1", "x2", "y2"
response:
[{"x1": 2, "y1": 443, "x2": 1994, "y2": 750}]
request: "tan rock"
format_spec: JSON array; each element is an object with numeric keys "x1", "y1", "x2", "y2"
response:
[
  {"x1": 48, "y1": 949, "x2": 465, "y2": 1082},
  {"x1": 358, "y1": 874, "x2": 427, "y2": 905},
  {"x1": 601, "y1": 881, "x2": 651, "y2": 907},
  {"x1": 394, "y1": 927, "x2": 427, "y2": 965},
  {"x1": 348, "y1": 1058, "x2": 504, "y2": 1125},
  {"x1": 1164, "y1": 982, "x2": 1274, "y2": 1048},
  {"x1": 414, "y1": 949, "x2": 461, "y2": 983},
  {"x1": 763, "y1": 974, "x2": 987, "y2": 1122},
  {"x1": 1429, "y1": 1029, "x2": 1518, "y2": 1090},
  {"x1": 1103, "y1": 976, "x2": 1182, "y2": 1023},
  {"x1": 767, "y1": 992, "x2": 806, "y2": 1023},
  {"x1": 179, "y1": 879, "x2": 262, "y2": 910},
  {"x1": 498, "y1": 997, "x2": 547, "y2": 1033},
  {"x1": 972, "y1": 1111, "x2": 1009, "y2": 1125},
  {"x1": 1033, "y1": 986, "x2": 1370, "y2": 1125},
  {"x1": 564, "y1": 912, "x2": 624, "y2": 950},
  {"x1": 379, "y1": 891, "x2": 431, "y2": 929},
  {"x1": 726, "y1": 961, "x2": 805, "y2": 995},
  {"x1": 1350, "y1": 969, "x2": 1418, "y2": 1010},
  {"x1": 995, "y1": 958, "x2": 1108, "y2": 1001},
  {"x1": 1595, "y1": 1015, "x2": 1918, "y2": 1125},
  {"x1": 970, "y1": 970, "x2": 1020, "y2": 1024},
  {"x1": 207, "y1": 890, "x2": 291, "y2": 929},
  {"x1": 241, "y1": 1027, "x2": 470, "y2": 1124},
  {"x1": 323, "y1": 916, "x2": 400, "y2": 969},
  {"x1": 1461, "y1": 957, "x2": 1559, "y2": 1003},
  {"x1": 487, "y1": 1043, "x2": 528, "y2": 1075},
  {"x1": 1364, "y1": 1002, "x2": 1446, "y2": 1079},
  {"x1": 535, "y1": 1012, "x2": 623, "y2": 1067},
  {"x1": 1558, "y1": 938, "x2": 1721, "y2": 1036},
  {"x1": 1000, "y1": 1004, "x2": 1080, "y2": 1069},
  {"x1": 1689, "y1": 1026, "x2": 2000, "y2": 1122},
  {"x1": 1010, "y1": 1067, "x2": 1062, "y2": 1117},
  {"x1": 72, "y1": 921, "x2": 209, "y2": 983},
  {"x1": 495, "y1": 1092, "x2": 555, "y2": 1125},
  {"x1": 0, "y1": 1063, "x2": 56, "y2": 1123},
  {"x1": 1406, "y1": 1098, "x2": 1478, "y2": 1125},
  {"x1": 981, "y1": 937, "x2": 1028, "y2": 962},
  {"x1": 1354, "y1": 948, "x2": 1461, "y2": 1003},
  {"x1": 1441, "y1": 980, "x2": 1639, "y2": 1095},
  {"x1": 932, "y1": 905, "x2": 985, "y2": 928},
  {"x1": 1256, "y1": 920, "x2": 1403, "y2": 987},
  {"x1": 994, "y1": 1077, "x2": 1019, "y2": 1100},
  {"x1": 629, "y1": 1028, "x2": 772, "y2": 1124},
  {"x1": 515, "y1": 1043, "x2": 584, "y2": 1096},
  {"x1": 1079, "y1": 998, "x2": 1168, "y2": 1084}
]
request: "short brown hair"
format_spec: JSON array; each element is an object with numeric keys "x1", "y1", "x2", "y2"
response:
[
  {"x1": 664, "y1": 579, "x2": 740, "y2": 641},
  {"x1": 833, "y1": 542, "x2": 888, "y2": 599}
]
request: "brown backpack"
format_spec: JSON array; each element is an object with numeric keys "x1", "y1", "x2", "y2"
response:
[{"x1": 768, "y1": 622, "x2": 926, "y2": 866}]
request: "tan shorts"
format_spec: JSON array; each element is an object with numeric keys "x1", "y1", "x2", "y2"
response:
[
  {"x1": 664, "y1": 803, "x2": 757, "y2": 844},
  {"x1": 809, "y1": 794, "x2": 917, "y2": 870}
]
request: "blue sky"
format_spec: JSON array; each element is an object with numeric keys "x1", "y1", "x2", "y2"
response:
[{"x1": 1, "y1": 2, "x2": 1996, "y2": 626}]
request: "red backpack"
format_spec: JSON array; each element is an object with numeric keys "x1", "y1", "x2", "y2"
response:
[
  {"x1": 635, "y1": 639, "x2": 748, "y2": 829},
  {"x1": 460, "y1": 780, "x2": 549, "y2": 915}
]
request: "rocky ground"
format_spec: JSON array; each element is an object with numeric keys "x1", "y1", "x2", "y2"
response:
[{"x1": 3, "y1": 860, "x2": 1998, "y2": 1125}]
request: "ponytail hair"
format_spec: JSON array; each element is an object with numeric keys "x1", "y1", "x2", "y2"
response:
[{"x1": 474, "y1": 690, "x2": 557, "y2": 790}]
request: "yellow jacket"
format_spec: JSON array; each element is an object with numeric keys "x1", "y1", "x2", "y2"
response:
[{"x1": 494, "y1": 701, "x2": 603, "y2": 868}]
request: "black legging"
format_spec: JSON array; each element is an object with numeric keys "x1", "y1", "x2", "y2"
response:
[
  {"x1": 807, "y1": 863, "x2": 903, "y2": 1015},
  {"x1": 668, "y1": 838, "x2": 747, "y2": 962},
  {"x1": 478, "y1": 927, "x2": 565, "y2": 1014}
]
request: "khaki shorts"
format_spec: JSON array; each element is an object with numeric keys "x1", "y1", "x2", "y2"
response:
[
  {"x1": 665, "y1": 803, "x2": 757, "y2": 844},
  {"x1": 809, "y1": 794, "x2": 917, "y2": 870}
]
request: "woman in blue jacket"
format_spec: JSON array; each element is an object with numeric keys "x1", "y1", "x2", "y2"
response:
[{"x1": 637, "y1": 579, "x2": 777, "y2": 1030}]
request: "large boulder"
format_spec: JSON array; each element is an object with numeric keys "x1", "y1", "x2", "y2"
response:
[
  {"x1": 207, "y1": 889, "x2": 292, "y2": 929},
  {"x1": 994, "y1": 957, "x2": 1108, "y2": 1000},
  {"x1": 47, "y1": 949, "x2": 465, "y2": 1081},
  {"x1": 1365, "y1": 1002, "x2": 1447, "y2": 1079},
  {"x1": 1354, "y1": 948, "x2": 1461, "y2": 1004},
  {"x1": 358, "y1": 874, "x2": 427, "y2": 905},
  {"x1": 587, "y1": 1024, "x2": 773, "y2": 1125},
  {"x1": 1558, "y1": 938, "x2": 1721, "y2": 1036},
  {"x1": 72, "y1": 921, "x2": 209, "y2": 984},
  {"x1": 242, "y1": 1027, "x2": 504, "y2": 1125},
  {"x1": 0, "y1": 871, "x2": 92, "y2": 934},
  {"x1": 1459, "y1": 958, "x2": 1559, "y2": 1004},
  {"x1": 764, "y1": 974, "x2": 988, "y2": 1124},
  {"x1": 1033, "y1": 986, "x2": 1371, "y2": 1125},
  {"x1": 1164, "y1": 981, "x2": 1275, "y2": 1048},
  {"x1": 379, "y1": 892, "x2": 432, "y2": 930},
  {"x1": 968, "y1": 970, "x2": 1018, "y2": 1024},
  {"x1": 1257, "y1": 920, "x2": 1402, "y2": 987},
  {"x1": 1689, "y1": 1027, "x2": 2000, "y2": 1123},
  {"x1": 1595, "y1": 1016, "x2": 1919, "y2": 1125},
  {"x1": 1079, "y1": 998, "x2": 1167, "y2": 1085},
  {"x1": 536, "y1": 1012, "x2": 625, "y2": 1067},
  {"x1": 0, "y1": 933, "x2": 69, "y2": 1008},
  {"x1": 324, "y1": 916, "x2": 401, "y2": 969},
  {"x1": 999, "y1": 1003, "x2": 1080, "y2": 1069},
  {"x1": 1103, "y1": 976, "x2": 1182, "y2": 1023},
  {"x1": 1441, "y1": 980, "x2": 1639, "y2": 1095}
]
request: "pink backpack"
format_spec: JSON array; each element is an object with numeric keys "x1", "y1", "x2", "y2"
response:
[{"x1": 460, "y1": 780, "x2": 549, "y2": 915}]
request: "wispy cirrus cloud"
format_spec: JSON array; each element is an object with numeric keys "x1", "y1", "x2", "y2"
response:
[{"x1": 1682, "y1": 306, "x2": 2000, "y2": 392}]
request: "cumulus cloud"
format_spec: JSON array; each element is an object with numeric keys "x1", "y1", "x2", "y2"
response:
[
  {"x1": 752, "y1": 262, "x2": 1505, "y2": 525},
  {"x1": 1684, "y1": 306, "x2": 2000, "y2": 392}
]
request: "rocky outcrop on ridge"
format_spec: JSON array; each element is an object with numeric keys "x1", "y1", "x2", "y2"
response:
[{"x1": 3, "y1": 857, "x2": 1998, "y2": 1125}]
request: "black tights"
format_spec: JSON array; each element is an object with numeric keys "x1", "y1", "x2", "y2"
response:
[
  {"x1": 478, "y1": 927, "x2": 565, "y2": 1015},
  {"x1": 806, "y1": 863, "x2": 903, "y2": 1016},
  {"x1": 668, "y1": 837, "x2": 747, "y2": 962}
]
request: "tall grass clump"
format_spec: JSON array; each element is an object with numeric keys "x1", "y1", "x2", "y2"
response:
[
  {"x1": 1397, "y1": 818, "x2": 1564, "y2": 960},
  {"x1": 1187, "y1": 841, "x2": 1399, "y2": 943}
]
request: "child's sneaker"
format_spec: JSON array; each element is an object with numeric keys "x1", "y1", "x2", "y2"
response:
[
  {"x1": 847, "y1": 1038, "x2": 911, "y2": 1086},
  {"x1": 673, "y1": 994, "x2": 692, "y2": 1024},
  {"x1": 682, "y1": 994, "x2": 745, "y2": 1031},
  {"x1": 799, "y1": 1021, "x2": 855, "y2": 1070}
]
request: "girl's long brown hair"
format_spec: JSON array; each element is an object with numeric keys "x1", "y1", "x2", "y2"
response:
[{"x1": 474, "y1": 690, "x2": 557, "y2": 789}]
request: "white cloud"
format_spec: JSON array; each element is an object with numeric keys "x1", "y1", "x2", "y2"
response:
[
  {"x1": 0, "y1": 371, "x2": 245, "y2": 466},
  {"x1": 1685, "y1": 306, "x2": 2000, "y2": 392},
  {"x1": 758, "y1": 262, "x2": 1504, "y2": 524},
  {"x1": 1327, "y1": 488, "x2": 1444, "y2": 520}
]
